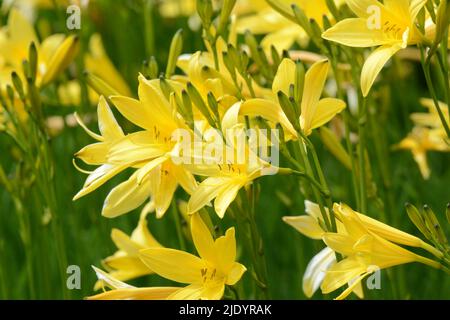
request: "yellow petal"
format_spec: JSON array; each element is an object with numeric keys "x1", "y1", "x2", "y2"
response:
[
  {"x1": 320, "y1": 257, "x2": 366, "y2": 294},
  {"x1": 139, "y1": 248, "x2": 205, "y2": 284},
  {"x1": 75, "y1": 142, "x2": 108, "y2": 165},
  {"x1": 151, "y1": 164, "x2": 178, "y2": 218},
  {"x1": 322, "y1": 233, "x2": 356, "y2": 256},
  {"x1": 334, "y1": 272, "x2": 368, "y2": 300},
  {"x1": 272, "y1": 58, "x2": 296, "y2": 96},
  {"x1": 303, "y1": 247, "x2": 336, "y2": 298},
  {"x1": 300, "y1": 59, "x2": 329, "y2": 134},
  {"x1": 73, "y1": 164, "x2": 128, "y2": 200},
  {"x1": 187, "y1": 177, "x2": 229, "y2": 214},
  {"x1": 97, "y1": 96, "x2": 124, "y2": 141},
  {"x1": 102, "y1": 171, "x2": 152, "y2": 218},
  {"x1": 92, "y1": 266, "x2": 134, "y2": 290},
  {"x1": 282, "y1": 215, "x2": 325, "y2": 240},
  {"x1": 361, "y1": 43, "x2": 403, "y2": 97},
  {"x1": 7, "y1": 9, "x2": 38, "y2": 52},
  {"x1": 40, "y1": 35, "x2": 79, "y2": 87},
  {"x1": 214, "y1": 227, "x2": 237, "y2": 273},
  {"x1": 309, "y1": 98, "x2": 346, "y2": 133},
  {"x1": 190, "y1": 213, "x2": 216, "y2": 263},
  {"x1": 226, "y1": 263, "x2": 247, "y2": 286},
  {"x1": 137, "y1": 75, "x2": 178, "y2": 134},
  {"x1": 85, "y1": 34, "x2": 131, "y2": 97},
  {"x1": 234, "y1": 99, "x2": 297, "y2": 137},
  {"x1": 214, "y1": 180, "x2": 245, "y2": 218},
  {"x1": 107, "y1": 132, "x2": 166, "y2": 164},
  {"x1": 110, "y1": 95, "x2": 153, "y2": 130},
  {"x1": 88, "y1": 286, "x2": 180, "y2": 300},
  {"x1": 322, "y1": 18, "x2": 399, "y2": 48},
  {"x1": 39, "y1": 34, "x2": 65, "y2": 64}
]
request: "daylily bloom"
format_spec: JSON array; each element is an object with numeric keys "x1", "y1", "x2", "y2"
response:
[
  {"x1": 88, "y1": 266, "x2": 180, "y2": 300},
  {"x1": 186, "y1": 119, "x2": 278, "y2": 218},
  {"x1": 321, "y1": 203, "x2": 441, "y2": 299},
  {"x1": 94, "y1": 204, "x2": 161, "y2": 290},
  {"x1": 283, "y1": 201, "x2": 442, "y2": 298},
  {"x1": 74, "y1": 76, "x2": 198, "y2": 218},
  {"x1": 0, "y1": 8, "x2": 79, "y2": 89},
  {"x1": 237, "y1": 0, "x2": 344, "y2": 53},
  {"x1": 395, "y1": 126, "x2": 450, "y2": 179},
  {"x1": 322, "y1": 0, "x2": 428, "y2": 97},
  {"x1": 139, "y1": 213, "x2": 246, "y2": 300},
  {"x1": 223, "y1": 58, "x2": 346, "y2": 139},
  {"x1": 283, "y1": 201, "x2": 362, "y2": 298}
]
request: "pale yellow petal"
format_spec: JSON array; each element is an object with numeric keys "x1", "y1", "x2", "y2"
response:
[
  {"x1": 73, "y1": 164, "x2": 128, "y2": 200},
  {"x1": 102, "y1": 171, "x2": 152, "y2": 218},
  {"x1": 214, "y1": 180, "x2": 245, "y2": 218},
  {"x1": 190, "y1": 213, "x2": 216, "y2": 263},
  {"x1": 226, "y1": 263, "x2": 247, "y2": 286},
  {"x1": 322, "y1": 18, "x2": 399, "y2": 48},
  {"x1": 283, "y1": 214, "x2": 325, "y2": 239},
  {"x1": 88, "y1": 287, "x2": 180, "y2": 300},
  {"x1": 139, "y1": 248, "x2": 205, "y2": 284},
  {"x1": 272, "y1": 58, "x2": 296, "y2": 96},
  {"x1": 361, "y1": 44, "x2": 402, "y2": 97},
  {"x1": 303, "y1": 247, "x2": 336, "y2": 298},
  {"x1": 97, "y1": 96, "x2": 124, "y2": 140},
  {"x1": 309, "y1": 98, "x2": 346, "y2": 133},
  {"x1": 40, "y1": 35, "x2": 80, "y2": 87},
  {"x1": 300, "y1": 59, "x2": 329, "y2": 134}
]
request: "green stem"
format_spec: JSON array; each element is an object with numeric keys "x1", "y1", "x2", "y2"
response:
[
  {"x1": 171, "y1": 198, "x2": 186, "y2": 251},
  {"x1": 358, "y1": 97, "x2": 368, "y2": 213},
  {"x1": 420, "y1": 46, "x2": 450, "y2": 138}
]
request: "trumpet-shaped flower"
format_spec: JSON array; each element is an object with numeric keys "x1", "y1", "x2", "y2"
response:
[
  {"x1": 322, "y1": 0, "x2": 428, "y2": 97},
  {"x1": 321, "y1": 203, "x2": 441, "y2": 299},
  {"x1": 186, "y1": 120, "x2": 278, "y2": 218},
  {"x1": 139, "y1": 213, "x2": 246, "y2": 300},
  {"x1": 237, "y1": 0, "x2": 344, "y2": 53},
  {"x1": 0, "y1": 8, "x2": 79, "y2": 89},
  {"x1": 283, "y1": 201, "x2": 362, "y2": 298},
  {"x1": 74, "y1": 76, "x2": 198, "y2": 218},
  {"x1": 223, "y1": 59, "x2": 346, "y2": 138},
  {"x1": 395, "y1": 126, "x2": 450, "y2": 179}
]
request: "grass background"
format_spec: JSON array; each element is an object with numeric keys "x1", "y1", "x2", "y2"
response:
[{"x1": 0, "y1": 0, "x2": 449, "y2": 299}]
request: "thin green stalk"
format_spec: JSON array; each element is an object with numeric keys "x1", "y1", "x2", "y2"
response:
[
  {"x1": 236, "y1": 191, "x2": 269, "y2": 299},
  {"x1": 144, "y1": 0, "x2": 155, "y2": 57},
  {"x1": 358, "y1": 97, "x2": 368, "y2": 213},
  {"x1": 296, "y1": 138, "x2": 332, "y2": 231},
  {"x1": 419, "y1": 46, "x2": 450, "y2": 138},
  {"x1": 171, "y1": 199, "x2": 186, "y2": 251}
]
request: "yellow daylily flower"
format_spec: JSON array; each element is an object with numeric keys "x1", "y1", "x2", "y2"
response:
[
  {"x1": 139, "y1": 213, "x2": 246, "y2": 300},
  {"x1": 283, "y1": 201, "x2": 363, "y2": 298},
  {"x1": 395, "y1": 126, "x2": 450, "y2": 179},
  {"x1": 321, "y1": 203, "x2": 441, "y2": 300},
  {"x1": 88, "y1": 266, "x2": 180, "y2": 300},
  {"x1": 186, "y1": 120, "x2": 277, "y2": 218},
  {"x1": 73, "y1": 96, "x2": 127, "y2": 201},
  {"x1": 224, "y1": 59, "x2": 346, "y2": 139},
  {"x1": 94, "y1": 205, "x2": 162, "y2": 290},
  {"x1": 322, "y1": 0, "x2": 428, "y2": 97},
  {"x1": 237, "y1": 0, "x2": 344, "y2": 53},
  {"x1": 74, "y1": 76, "x2": 197, "y2": 218},
  {"x1": 0, "y1": 8, "x2": 79, "y2": 89}
]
